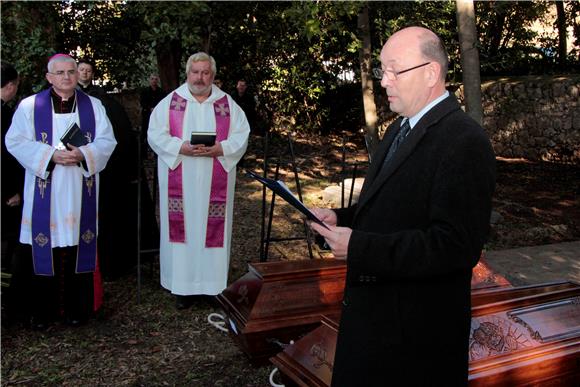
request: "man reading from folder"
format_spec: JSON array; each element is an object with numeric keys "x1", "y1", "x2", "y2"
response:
[
  {"x1": 148, "y1": 52, "x2": 249, "y2": 309},
  {"x1": 309, "y1": 27, "x2": 496, "y2": 386},
  {"x1": 5, "y1": 54, "x2": 116, "y2": 329}
]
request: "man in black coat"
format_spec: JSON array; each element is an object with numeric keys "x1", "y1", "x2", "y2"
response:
[{"x1": 310, "y1": 26, "x2": 496, "y2": 386}]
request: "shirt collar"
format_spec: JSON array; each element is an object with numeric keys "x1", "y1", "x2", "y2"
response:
[{"x1": 405, "y1": 90, "x2": 450, "y2": 129}]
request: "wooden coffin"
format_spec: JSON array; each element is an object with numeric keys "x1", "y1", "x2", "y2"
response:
[
  {"x1": 218, "y1": 258, "x2": 507, "y2": 364},
  {"x1": 216, "y1": 259, "x2": 346, "y2": 364},
  {"x1": 271, "y1": 281, "x2": 580, "y2": 386}
]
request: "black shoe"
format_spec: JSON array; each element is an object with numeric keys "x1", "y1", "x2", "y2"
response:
[{"x1": 175, "y1": 295, "x2": 192, "y2": 310}]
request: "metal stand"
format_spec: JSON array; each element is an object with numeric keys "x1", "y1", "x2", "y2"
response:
[
  {"x1": 340, "y1": 136, "x2": 364, "y2": 209},
  {"x1": 136, "y1": 129, "x2": 159, "y2": 303},
  {"x1": 259, "y1": 133, "x2": 314, "y2": 262}
]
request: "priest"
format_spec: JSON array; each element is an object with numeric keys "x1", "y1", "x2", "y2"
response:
[
  {"x1": 148, "y1": 52, "x2": 249, "y2": 309},
  {"x1": 5, "y1": 54, "x2": 116, "y2": 329}
]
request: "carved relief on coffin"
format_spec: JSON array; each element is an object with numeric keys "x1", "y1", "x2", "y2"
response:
[
  {"x1": 310, "y1": 340, "x2": 333, "y2": 371},
  {"x1": 469, "y1": 315, "x2": 535, "y2": 361}
]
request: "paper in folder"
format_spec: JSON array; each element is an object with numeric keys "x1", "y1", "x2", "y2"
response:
[{"x1": 246, "y1": 170, "x2": 330, "y2": 230}]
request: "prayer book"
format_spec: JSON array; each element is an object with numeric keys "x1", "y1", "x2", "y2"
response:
[
  {"x1": 246, "y1": 169, "x2": 330, "y2": 230},
  {"x1": 60, "y1": 123, "x2": 88, "y2": 149},
  {"x1": 190, "y1": 131, "x2": 216, "y2": 146}
]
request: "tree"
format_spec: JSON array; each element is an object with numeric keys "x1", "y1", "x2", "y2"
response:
[
  {"x1": 0, "y1": 1, "x2": 61, "y2": 95},
  {"x1": 555, "y1": 1, "x2": 567, "y2": 70},
  {"x1": 357, "y1": 3, "x2": 379, "y2": 154},
  {"x1": 456, "y1": 0, "x2": 483, "y2": 124}
]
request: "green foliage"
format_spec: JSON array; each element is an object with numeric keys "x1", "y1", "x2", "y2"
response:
[
  {"x1": 475, "y1": 1, "x2": 557, "y2": 75},
  {"x1": 1, "y1": 1, "x2": 61, "y2": 95},
  {"x1": 1, "y1": 1, "x2": 576, "y2": 133}
]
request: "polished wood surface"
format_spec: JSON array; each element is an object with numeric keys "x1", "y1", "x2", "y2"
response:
[
  {"x1": 217, "y1": 258, "x2": 513, "y2": 364},
  {"x1": 216, "y1": 259, "x2": 346, "y2": 363},
  {"x1": 271, "y1": 281, "x2": 580, "y2": 386}
]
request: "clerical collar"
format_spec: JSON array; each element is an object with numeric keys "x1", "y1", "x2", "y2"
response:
[{"x1": 50, "y1": 88, "x2": 76, "y2": 114}]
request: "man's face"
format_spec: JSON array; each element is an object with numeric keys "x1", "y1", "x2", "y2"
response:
[
  {"x1": 3, "y1": 77, "x2": 19, "y2": 102},
  {"x1": 236, "y1": 80, "x2": 247, "y2": 95},
  {"x1": 379, "y1": 31, "x2": 430, "y2": 118},
  {"x1": 46, "y1": 61, "x2": 78, "y2": 96},
  {"x1": 77, "y1": 63, "x2": 94, "y2": 84},
  {"x1": 187, "y1": 61, "x2": 214, "y2": 96},
  {"x1": 149, "y1": 76, "x2": 159, "y2": 88}
]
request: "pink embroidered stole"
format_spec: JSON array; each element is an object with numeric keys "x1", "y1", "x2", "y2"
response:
[{"x1": 167, "y1": 93, "x2": 230, "y2": 247}]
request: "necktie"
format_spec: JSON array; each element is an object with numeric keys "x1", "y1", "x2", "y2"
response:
[{"x1": 382, "y1": 119, "x2": 411, "y2": 168}]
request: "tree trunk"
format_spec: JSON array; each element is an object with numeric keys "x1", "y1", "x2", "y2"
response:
[
  {"x1": 357, "y1": 3, "x2": 379, "y2": 158},
  {"x1": 156, "y1": 39, "x2": 182, "y2": 92},
  {"x1": 555, "y1": 1, "x2": 567, "y2": 70},
  {"x1": 456, "y1": 0, "x2": 483, "y2": 125}
]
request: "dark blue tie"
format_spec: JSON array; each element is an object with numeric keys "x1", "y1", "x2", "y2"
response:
[{"x1": 382, "y1": 119, "x2": 411, "y2": 168}]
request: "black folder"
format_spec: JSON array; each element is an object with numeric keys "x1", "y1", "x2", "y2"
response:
[
  {"x1": 60, "y1": 123, "x2": 88, "y2": 149},
  {"x1": 246, "y1": 169, "x2": 330, "y2": 230},
  {"x1": 190, "y1": 132, "x2": 216, "y2": 146}
]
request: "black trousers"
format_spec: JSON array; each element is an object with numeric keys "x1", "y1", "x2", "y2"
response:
[{"x1": 24, "y1": 245, "x2": 94, "y2": 322}]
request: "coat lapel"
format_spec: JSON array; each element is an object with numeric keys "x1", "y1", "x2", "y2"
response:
[{"x1": 355, "y1": 95, "x2": 462, "y2": 215}]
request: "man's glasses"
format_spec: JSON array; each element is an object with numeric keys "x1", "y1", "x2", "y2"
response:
[
  {"x1": 372, "y1": 62, "x2": 431, "y2": 81},
  {"x1": 48, "y1": 70, "x2": 78, "y2": 78}
]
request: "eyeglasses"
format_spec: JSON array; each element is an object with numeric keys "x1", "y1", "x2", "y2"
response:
[
  {"x1": 372, "y1": 62, "x2": 431, "y2": 81},
  {"x1": 48, "y1": 70, "x2": 78, "y2": 78}
]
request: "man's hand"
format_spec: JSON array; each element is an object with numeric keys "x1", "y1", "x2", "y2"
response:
[
  {"x1": 309, "y1": 222, "x2": 352, "y2": 259},
  {"x1": 5, "y1": 193, "x2": 21, "y2": 207},
  {"x1": 179, "y1": 141, "x2": 224, "y2": 158},
  {"x1": 309, "y1": 208, "x2": 350, "y2": 259},
  {"x1": 310, "y1": 208, "x2": 338, "y2": 227},
  {"x1": 52, "y1": 145, "x2": 85, "y2": 166}
]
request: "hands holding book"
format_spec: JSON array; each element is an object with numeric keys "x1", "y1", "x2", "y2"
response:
[
  {"x1": 179, "y1": 141, "x2": 223, "y2": 158},
  {"x1": 308, "y1": 208, "x2": 352, "y2": 260},
  {"x1": 52, "y1": 144, "x2": 85, "y2": 166}
]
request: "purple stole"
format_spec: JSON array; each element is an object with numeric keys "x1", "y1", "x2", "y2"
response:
[
  {"x1": 168, "y1": 92, "x2": 230, "y2": 247},
  {"x1": 32, "y1": 89, "x2": 97, "y2": 276}
]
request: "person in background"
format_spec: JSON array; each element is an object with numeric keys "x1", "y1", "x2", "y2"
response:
[
  {"x1": 5, "y1": 54, "x2": 116, "y2": 329},
  {"x1": 1, "y1": 61, "x2": 27, "y2": 325},
  {"x1": 75, "y1": 58, "x2": 158, "y2": 281},
  {"x1": 309, "y1": 26, "x2": 496, "y2": 386},
  {"x1": 1, "y1": 62, "x2": 22, "y2": 258},
  {"x1": 231, "y1": 79, "x2": 256, "y2": 132},
  {"x1": 77, "y1": 58, "x2": 106, "y2": 99},
  {"x1": 140, "y1": 73, "x2": 166, "y2": 140},
  {"x1": 147, "y1": 52, "x2": 249, "y2": 309}
]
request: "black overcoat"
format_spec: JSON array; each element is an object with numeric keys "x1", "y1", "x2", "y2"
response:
[{"x1": 331, "y1": 95, "x2": 496, "y2": 386}]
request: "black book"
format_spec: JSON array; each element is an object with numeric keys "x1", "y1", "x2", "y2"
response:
[
  {"x1": 60, "y1": 123, "x2": 88, "y2": 149},
  {"x1": 190, "y1": 132, "x2": 216, "y2": 146}
]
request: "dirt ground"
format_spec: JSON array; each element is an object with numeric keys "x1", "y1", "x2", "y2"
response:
[{"x1": 2, "y1": 133, "x2": 579, "y2": 386}]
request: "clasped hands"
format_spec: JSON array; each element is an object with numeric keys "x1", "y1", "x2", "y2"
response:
[
  {"x1": 308, "y1": 208, "x2": 352, "y2": 260},
  {"x1": 52, "y1": 144, "x2": 85, "y2": 166},
  {"x1": 179, "y1": 142, "x2": 223, "y2": 158}
]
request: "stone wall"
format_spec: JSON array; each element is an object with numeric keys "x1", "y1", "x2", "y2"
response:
[{"x1": 463, "y1": 75, "x2": 580, "y2": 163}]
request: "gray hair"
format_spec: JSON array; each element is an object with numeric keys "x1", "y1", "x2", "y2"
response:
[
  {"x1": 185, "y1": 52, "x2": 217, "y2": 75},
  {"x1": 47, "y1": 55, "x2": 77, "y2": 73},
  {"x1": 419, "y1": 32, "x2": 449, "y2": 80}
]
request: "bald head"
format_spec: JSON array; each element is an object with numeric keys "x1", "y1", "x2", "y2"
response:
[
  {"x1": 388, "y1": 27, "x2": 448, "y2": 81},
  {"x1": 379, "y1": 26, "x2": 449, "y2": 118}
]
